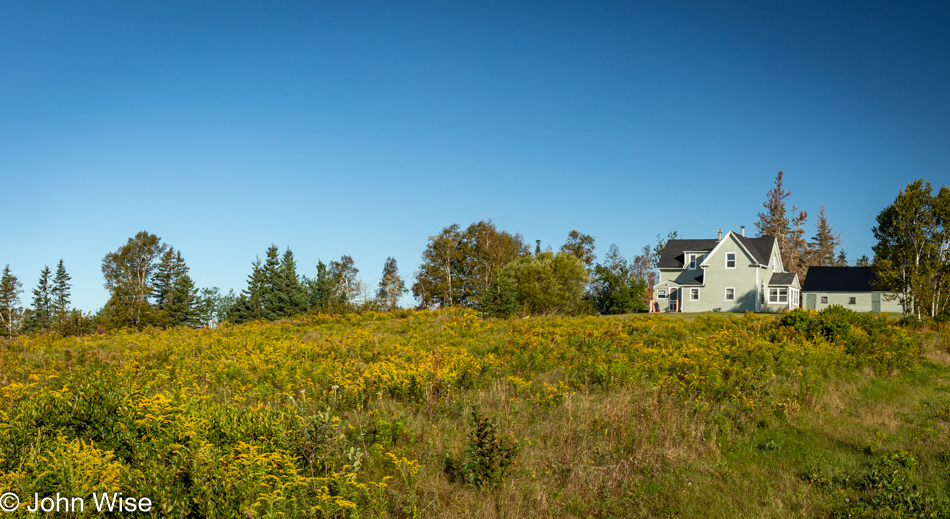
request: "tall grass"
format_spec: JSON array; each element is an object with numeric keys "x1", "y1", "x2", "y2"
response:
[{"x1": 0, "y1": 307, "x2": 938, "y2": 518}]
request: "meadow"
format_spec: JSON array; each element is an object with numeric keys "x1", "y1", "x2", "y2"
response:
[{"x1": 0, "y1": 308, "x2": 946, "y2": 518}]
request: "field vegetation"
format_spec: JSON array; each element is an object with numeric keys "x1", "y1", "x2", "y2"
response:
[{"x1": 0, "y1": 307, "x2": 947, "y2": 518}]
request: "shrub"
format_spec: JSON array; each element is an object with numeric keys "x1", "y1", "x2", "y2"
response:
[{"x1": 446, "y1": 410, "x2": 519, "y2": 489}]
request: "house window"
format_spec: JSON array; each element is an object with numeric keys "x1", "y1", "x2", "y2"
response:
[
  {"x1": 690, "y1": 288, "x2": 700, "y2": 301},
  {"x1": 821, "y1": 296, "x2": 828, "y2": 304},
  {"x1": 849, "y1": 297, "x2": 856, "y2": 305},
  {"x1": 657, "y1": 289, "x2": 667, "y2": 299},
  {"x1": 769, "y1": 288, "x2": 788, "y2": 303},
  {"x1": 725, "y1": 287, "x2": 735, "y2": 301},
  {"x1": 688, "y1": 254, "x2": 698, "y2": 270},
  {"x1": 725, "y1": 252, "x2": 736, "y2": 269}
]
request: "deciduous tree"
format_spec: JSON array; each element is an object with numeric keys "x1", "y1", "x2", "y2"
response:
[
  {"x1": 591, "y1": 245, "x2": 647, "y2": 315},
  {"x1": 872, "y1": 179, "x2": 950, "y2": 318},
  {"x1": 501, "y1": 251, "x2": 587, "y2": 315},
  {"x1": 560, "y1": 230, "x2": 596, "y2": 272},
  {"x1": 377, "y1": 257, "x2": 406, "y2": 311},
  {"x1": 413, "y1": 221, "x2": 528, "y2": 309},
  {"x1": 0, "y1": 265, "x2": 22, "y2": 336},
  {"x1": 101, "y1": 231, "x2": 168, "y2": 329}
]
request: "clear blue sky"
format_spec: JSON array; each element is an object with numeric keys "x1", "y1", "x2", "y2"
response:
[{"x1": 2, "y1": 1, "x2": 949, "y2": 313}]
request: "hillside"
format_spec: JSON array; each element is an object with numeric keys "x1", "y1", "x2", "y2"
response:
[{"x1": 0, "y1": 309, "x2": 946, "y2": 518}]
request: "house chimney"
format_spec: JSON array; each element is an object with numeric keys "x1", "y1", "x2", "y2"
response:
[
  {"x1": 717, "y1": 229, "x2": 722, "y2": 241},
  {"x1": 740, "y1": 225, "x2": 746, "y2": 237}
]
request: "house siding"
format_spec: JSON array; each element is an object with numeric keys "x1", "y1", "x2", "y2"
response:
[
  {"x1": 804, "y1": 291, "x2": 903, "y2": 313},
  {"x1": 688, "y1": 236, "x2": 760, "y2": 312},
  {"x1": 652, "y1": 232, "x2": 796, "y2": 314}
]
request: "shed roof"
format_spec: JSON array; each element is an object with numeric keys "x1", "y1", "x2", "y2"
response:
[
  {"x1": 768, "y1": 272, "x2": 798, "y2": 286},
  {"x1": 801, "y1": 266, "x2": 875, "y2": 292}
]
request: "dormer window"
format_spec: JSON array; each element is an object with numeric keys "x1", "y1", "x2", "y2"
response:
[
  {"x1": 725, "y1": 252, "x2": 736, "y2": 269},
  {"x1": 688, "y1": 254, "x2": 698, "y2": 270}
]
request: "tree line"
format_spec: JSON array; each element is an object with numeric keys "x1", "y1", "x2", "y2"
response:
[
  {"x1": 0, "y1": 175, "x2": 945, "y2": 336},
  {"x1": 754, "y1": 170, "x2": 858, "y2": 283}
]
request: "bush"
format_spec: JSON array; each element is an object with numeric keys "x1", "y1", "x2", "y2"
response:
[{"x1": 446, "y1": 409, "x2": 519, "y2": 489}]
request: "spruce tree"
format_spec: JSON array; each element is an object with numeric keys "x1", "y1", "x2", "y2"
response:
[
  {"x1": 0, "y1": 265, "x2": 23, "y2": 336},
  {"x1": 756, "y1": 171, "x2": 791, "y2": 251},
  {"x1": 235, "y1": 257, "x2": 272, "y2": 322},
  {"x1": 153, "y1": 248, "x2": 189, "y2": 309},
  {"x1": 51, "y1": 260, "x2": 71, "y2": 320},
  {"x1": 307, "y1": 261, "x2": 339, "y2": 312},
  {"x1": 811, "y1": 204, "x2": 842, "y2": 267},
  {"x1": 165, "y1": 274, "x2": 199, "y2": 327},
  {"x1": 276, "y1": 248, "x2": 308, "y2": 317},
  {"x1": 756, "y1": 172, "x2": 810, "y2": 280},
  {"x1": 28, "y1": 266, "x2": 53, "y2": 332}
]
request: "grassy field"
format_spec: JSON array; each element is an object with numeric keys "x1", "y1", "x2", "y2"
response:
[{"x1": 0, "y1": 308, "x2": 946, "y2": 518}]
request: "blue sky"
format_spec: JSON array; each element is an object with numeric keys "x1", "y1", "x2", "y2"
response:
[{"x1": 2, "y1": 1, "x2": 949, "y2": 312}]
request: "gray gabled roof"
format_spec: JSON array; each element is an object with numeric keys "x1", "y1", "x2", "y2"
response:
[
  {"x1": 735, "y1": 236, "x2": 775, "y2": 265},
  {"x1": 657, "y1": 234, "x2": 776, "y2": 269},
  {"x1": 802, "y1": 266, "x2": 876, "y2": 292},
  {"x1": 656, "y1": 239, "x2": 720, "y2": 269},
  {"x1": 768, "y1": 272, "x2": 797, "y2": 286}
]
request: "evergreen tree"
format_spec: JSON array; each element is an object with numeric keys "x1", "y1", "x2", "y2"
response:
[
  {"x1": 164, "y1": 274, "x2": 200, "y2": 327},
  {"x1": 26, "y1": 266, "x2": 53, "y2": 332},
  {"x1": 230, "y1": 257, "x2": 272, "y2": 323},
  {"x1": 307, "y1": 261, "x2": 342, "y2": 312},
  {"x1": 856, "y1": 254, "x2": 870, "y2": 267},
  {"x1": 756, "y1": 172, "x2": 809, "y2": 280},
  {"x1": 478, "y1": 275, "x2": 518, "y2": 318},
  {"x1": 756, "y1": 171, "x2": 791, "y2": 252},
  {"x1": 0, "y1": 265, "x2": 23, "y2": 336},
  {"x1": 376, "y1": 257, "x2": 406, "y2": 311},
  {"x1": 810, "y1": 204, "x2": 843, "y2": 267},
  {"x1": 835, "y1": 250, "x2": 848, "y2": 266},
  {"x1": 153, "y1": 248, "x2": 189, "y2": 309},
  {"x1": 788, "y1": 205, "x2": 810, "y2": 281},
  {"x1": 260, "y1": 245, "x2": 282, "y2": 311},
  {"x1": 51, "y1": 260, "x2": 71, "y2": 321},
  {"x1": 276, "y1": 248, "x2": 308, "y2": 317}
]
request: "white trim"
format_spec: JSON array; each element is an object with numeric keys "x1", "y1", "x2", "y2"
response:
[
  {"x1": 687, "y1": 253, "x2": 698, "y2": 270},
  {"x1": 768, "y1": 287, "x2": 788, "y2": 304},
  {"x1": 725, "y1": 287, "x2": 735, "y2": 301},
  {"x1": 656, "y1": 288, "x2": 667, "y2": 299},
  {"x1": 755, "y1": 267, "x2": 760, "y2": 311},
  {"x1": 699, "y1": 231, "x2": 764, "y2": 267},
  {"x1": 725, "y1": 252, "x2": 736, "y2": 269},
  {"x1": 773, "y1": 241, "x2": 786, "y2": 272},
  {"x1": 689, "y1": 287, "x2": 700, "y2": 301}
]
